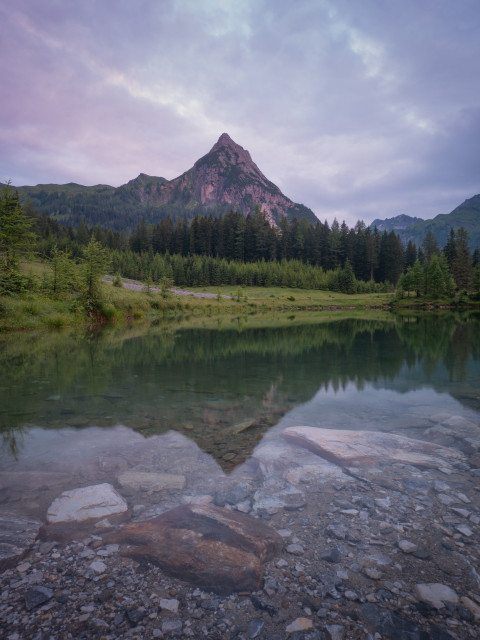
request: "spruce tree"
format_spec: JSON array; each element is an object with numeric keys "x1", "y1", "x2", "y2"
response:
[{"x1": 452, "y1": 227, "x2": 472, "y2": 290}]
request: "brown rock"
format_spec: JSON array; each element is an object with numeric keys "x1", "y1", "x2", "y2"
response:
[
  {"x1": 283, "y1": 426, "x2": 464, "y2": 470},
  {"x1": 105, "y1": 503, "x2": 283, "y2": 594}
]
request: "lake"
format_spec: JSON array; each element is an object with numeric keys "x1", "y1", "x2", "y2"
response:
[
  {"x1": 2, "y1": 312, "x2": 480, "y2": 637},
  {"x1": 1, "y1": 312, "x2": 479, "y2": 522}
]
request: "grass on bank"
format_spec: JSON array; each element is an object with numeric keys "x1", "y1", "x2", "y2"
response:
[{"x1": 0, "y1": 260, "x2": 395, "y2": 331}]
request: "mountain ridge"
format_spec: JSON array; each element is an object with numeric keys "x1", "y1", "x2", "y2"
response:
[
  {"x1": 12, "y1": 134, "x2": 318, "y2": 231},
  {"x1": 371, "y1": 195, "x2": 480, "y2": 250}
]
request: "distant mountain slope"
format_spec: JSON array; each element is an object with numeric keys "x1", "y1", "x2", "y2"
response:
[
  {"x1": 370, "y1": 214, "x2": 424, "y2": 233},
  {"x1": 12, "y1": 134, "x2": 318, "y2": 231},
  {"x1": 371, "y1": 194, "x2": 480, "y2": 250}
]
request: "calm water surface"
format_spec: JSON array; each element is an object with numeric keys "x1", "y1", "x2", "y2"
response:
[{"x1": 1, "y1": 313, "x2": 480, "y2": 520}]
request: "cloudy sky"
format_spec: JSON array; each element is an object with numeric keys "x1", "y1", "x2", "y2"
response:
[{"x1": 1, "y1": 0, "x2": 479, "y2": 227}]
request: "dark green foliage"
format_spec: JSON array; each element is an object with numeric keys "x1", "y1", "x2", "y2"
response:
[
  {"x1": 80, "y1": 238, "x2": 111, "y2": 312},
  {"x1": 0, "y1": 183, "x2": 36, "y2": 294},
  {"x1": 451, "y1": 228, "x2": 473, "y2": 290},
  {"x1": 0, "y1": 183, "x2": 35, "y2": 269}
]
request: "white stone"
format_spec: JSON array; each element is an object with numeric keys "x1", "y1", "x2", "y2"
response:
[
  {"x1": 398, "y1": 540, "x2": 417, "y2": 553},
  {"x1": 47, "y1": 483, "x2": 128, "y2": 523},
  {"x1": 415, "y1": 583, "x2": 458, "y2": 609},
  {"x1": 286, "y1": 544, "x2": 304, "y2": 555},
  {"x1": 89, "y1": 560, "x2": 107, "y2": 574},
  {"x1": 159, "y1": 598, "x2": 179, "y2": 613}
]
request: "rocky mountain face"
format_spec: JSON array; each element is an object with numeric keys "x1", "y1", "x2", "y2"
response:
[
  {"x1": 371, "y1": 195, "x2": 480, "y2": 250},
  {"x1": 154, "y1": 133, "x2": 317, "y2": 226},
  {"x1": 14, "y1": 134, "x2": 318, "y2": 231}
]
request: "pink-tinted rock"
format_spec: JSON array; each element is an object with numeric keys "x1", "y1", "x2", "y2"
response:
[
  {"x1": 105, "y1": 503, "x2": 283, "y2": 594},
  {"x1": 283, "y1": 426, "x2": 464, "y2": 470}
]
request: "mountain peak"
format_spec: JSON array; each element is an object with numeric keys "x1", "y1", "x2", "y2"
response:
[
  {"x1": 208, "y1": 132, "x2": 251, "y2": 158},
  {"x1": 217, "y1": 132, "x2": 235, "y2": 146}
]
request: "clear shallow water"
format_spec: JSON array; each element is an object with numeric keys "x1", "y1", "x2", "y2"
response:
[{"x1": 1, "y1": 313, "x2": 480, "y2": 520}]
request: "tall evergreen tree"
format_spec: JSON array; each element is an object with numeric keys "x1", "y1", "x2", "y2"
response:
[
  {"x1": 0, "y1": 183, "x2": 35, "y2": 272},
  {"x1": 421, "y1": 230, "x2": 440, "y2": 262},
  {"x1": 443, "y1": 228, "x2": 457, "y2": 269},
  {"x1": 452, "y1": 227, "x2": 473, "y2": 290}
]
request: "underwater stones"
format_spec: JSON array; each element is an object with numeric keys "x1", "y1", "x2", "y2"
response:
[
  {"x1": 0, "y1": 513, "x2": 42, "y2": 571},
  {"x1": 117, "y1": 471, "x2": 186, "y2": 492},
  {"x1": 105, "y1": 503, "x2": 283, "y2": 594},
  {"x1": 46, "y1": 483, "x2": 128, "y2": 524},
  {"x1": 282, "y1": 426, "x2": 465, "y2": 470},
  {"x1": 0, "y1": 471, "x2": 70, "y2": 492}
]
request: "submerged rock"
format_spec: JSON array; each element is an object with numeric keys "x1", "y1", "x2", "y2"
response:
[
  {"x1": 117, "y1": 471, "x2": 186, "y2": 492},
  {"x1": 0, "y1": 513, "x2": 42, "y2": 571},
  {"x1": 282, "y1": 426, "x2": 465, "y2": 470},
  {"x1": 46, "y1": 483, "x2": 128, "y2": 524},
  {"x1": 105, "y1": 503, "x2": 283, "y2": 594}
]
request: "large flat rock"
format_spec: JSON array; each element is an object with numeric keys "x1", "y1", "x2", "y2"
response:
[
  {"x1": 105, "y1": 503, "x2": 283, "y2": 594},
  {"x1": 47, "y1": 483, "x2": 128, "y2": 524},
  {"x1": 0, "y1": 513, "x2": 42, "y2": 571},
  {"x1": 283, "y1": 426, "x2": 465, "y2": 470}
]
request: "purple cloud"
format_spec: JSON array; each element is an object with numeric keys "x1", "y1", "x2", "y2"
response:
[{"x1": 1, "y1": 0, "x2": 479, "y2": 227}]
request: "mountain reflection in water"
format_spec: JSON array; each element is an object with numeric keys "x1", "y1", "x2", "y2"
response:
[{"x1": 1, "y1": 313, "x2": 479, "y2": 472}]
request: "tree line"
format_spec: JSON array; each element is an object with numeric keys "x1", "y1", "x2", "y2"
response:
[{"x1": 2, "y1": 183, "x2": 480, "y2": 300}]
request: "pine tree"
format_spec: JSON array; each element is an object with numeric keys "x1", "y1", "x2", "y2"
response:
[
  {"x1": 81, "y1": 238, "x2": 111, "y2": 312},
  {"x1": 452, "y1": 227, "x2": 472, "y2": 290},
  {"x1": 421, "y1": 231, "x2": 440, "y2": 262},
  {"x1": 471, "y1": 263, "x2": 480, "y2": 299},
  {"x1": 411, "y1": 260, "x2": 424, "y2": 297},
  {"x1": 404, "y1": 240, "x2": 417, "y2": 270},
  {"x1": 0, "y1": 182, "x2": 35, "y2": 271},
  {"x1": 443, "y1": 228, "x2": 457, "y2": 269},
  {"x1": 426, "y1": 255, "x2": 446, "y2": 298}
]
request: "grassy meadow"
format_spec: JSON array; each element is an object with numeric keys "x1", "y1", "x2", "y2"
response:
[{"x1": 0, "y1": 259, "x2": 394, "y2": 331}]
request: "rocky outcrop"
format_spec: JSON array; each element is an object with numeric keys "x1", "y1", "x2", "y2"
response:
[
  {"x1": 282, "y1": 426, "x2": 465, "y2": 471},
  {"x1": 105, "y1": 503, "x2": 283, "y2": 594}
]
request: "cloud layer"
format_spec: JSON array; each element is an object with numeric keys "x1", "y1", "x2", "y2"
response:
[{"x1": 1, "y1": 0, "x2": 479, "y2": 226}]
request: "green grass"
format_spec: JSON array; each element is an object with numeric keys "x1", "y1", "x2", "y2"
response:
[
  {"x1": 173, "y1": 285, "x2": 392, "y2": 309},
  {"x1": 0, "y1": 260, "x2": 395, "y2": 331}
]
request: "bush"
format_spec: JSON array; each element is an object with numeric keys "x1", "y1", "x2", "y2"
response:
[
  {"x1": 100, "y1": 303, "x2": 117, "y2": 321},
  {"x1": 113, "y1": 273, "x2": 123, "y2": 288},
  {"x1": 0, "y1": 269, "x2": 30, "y2": 295},
  {"x1": 46, "y1": 314, "x2": 69, "y2": 328}
]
